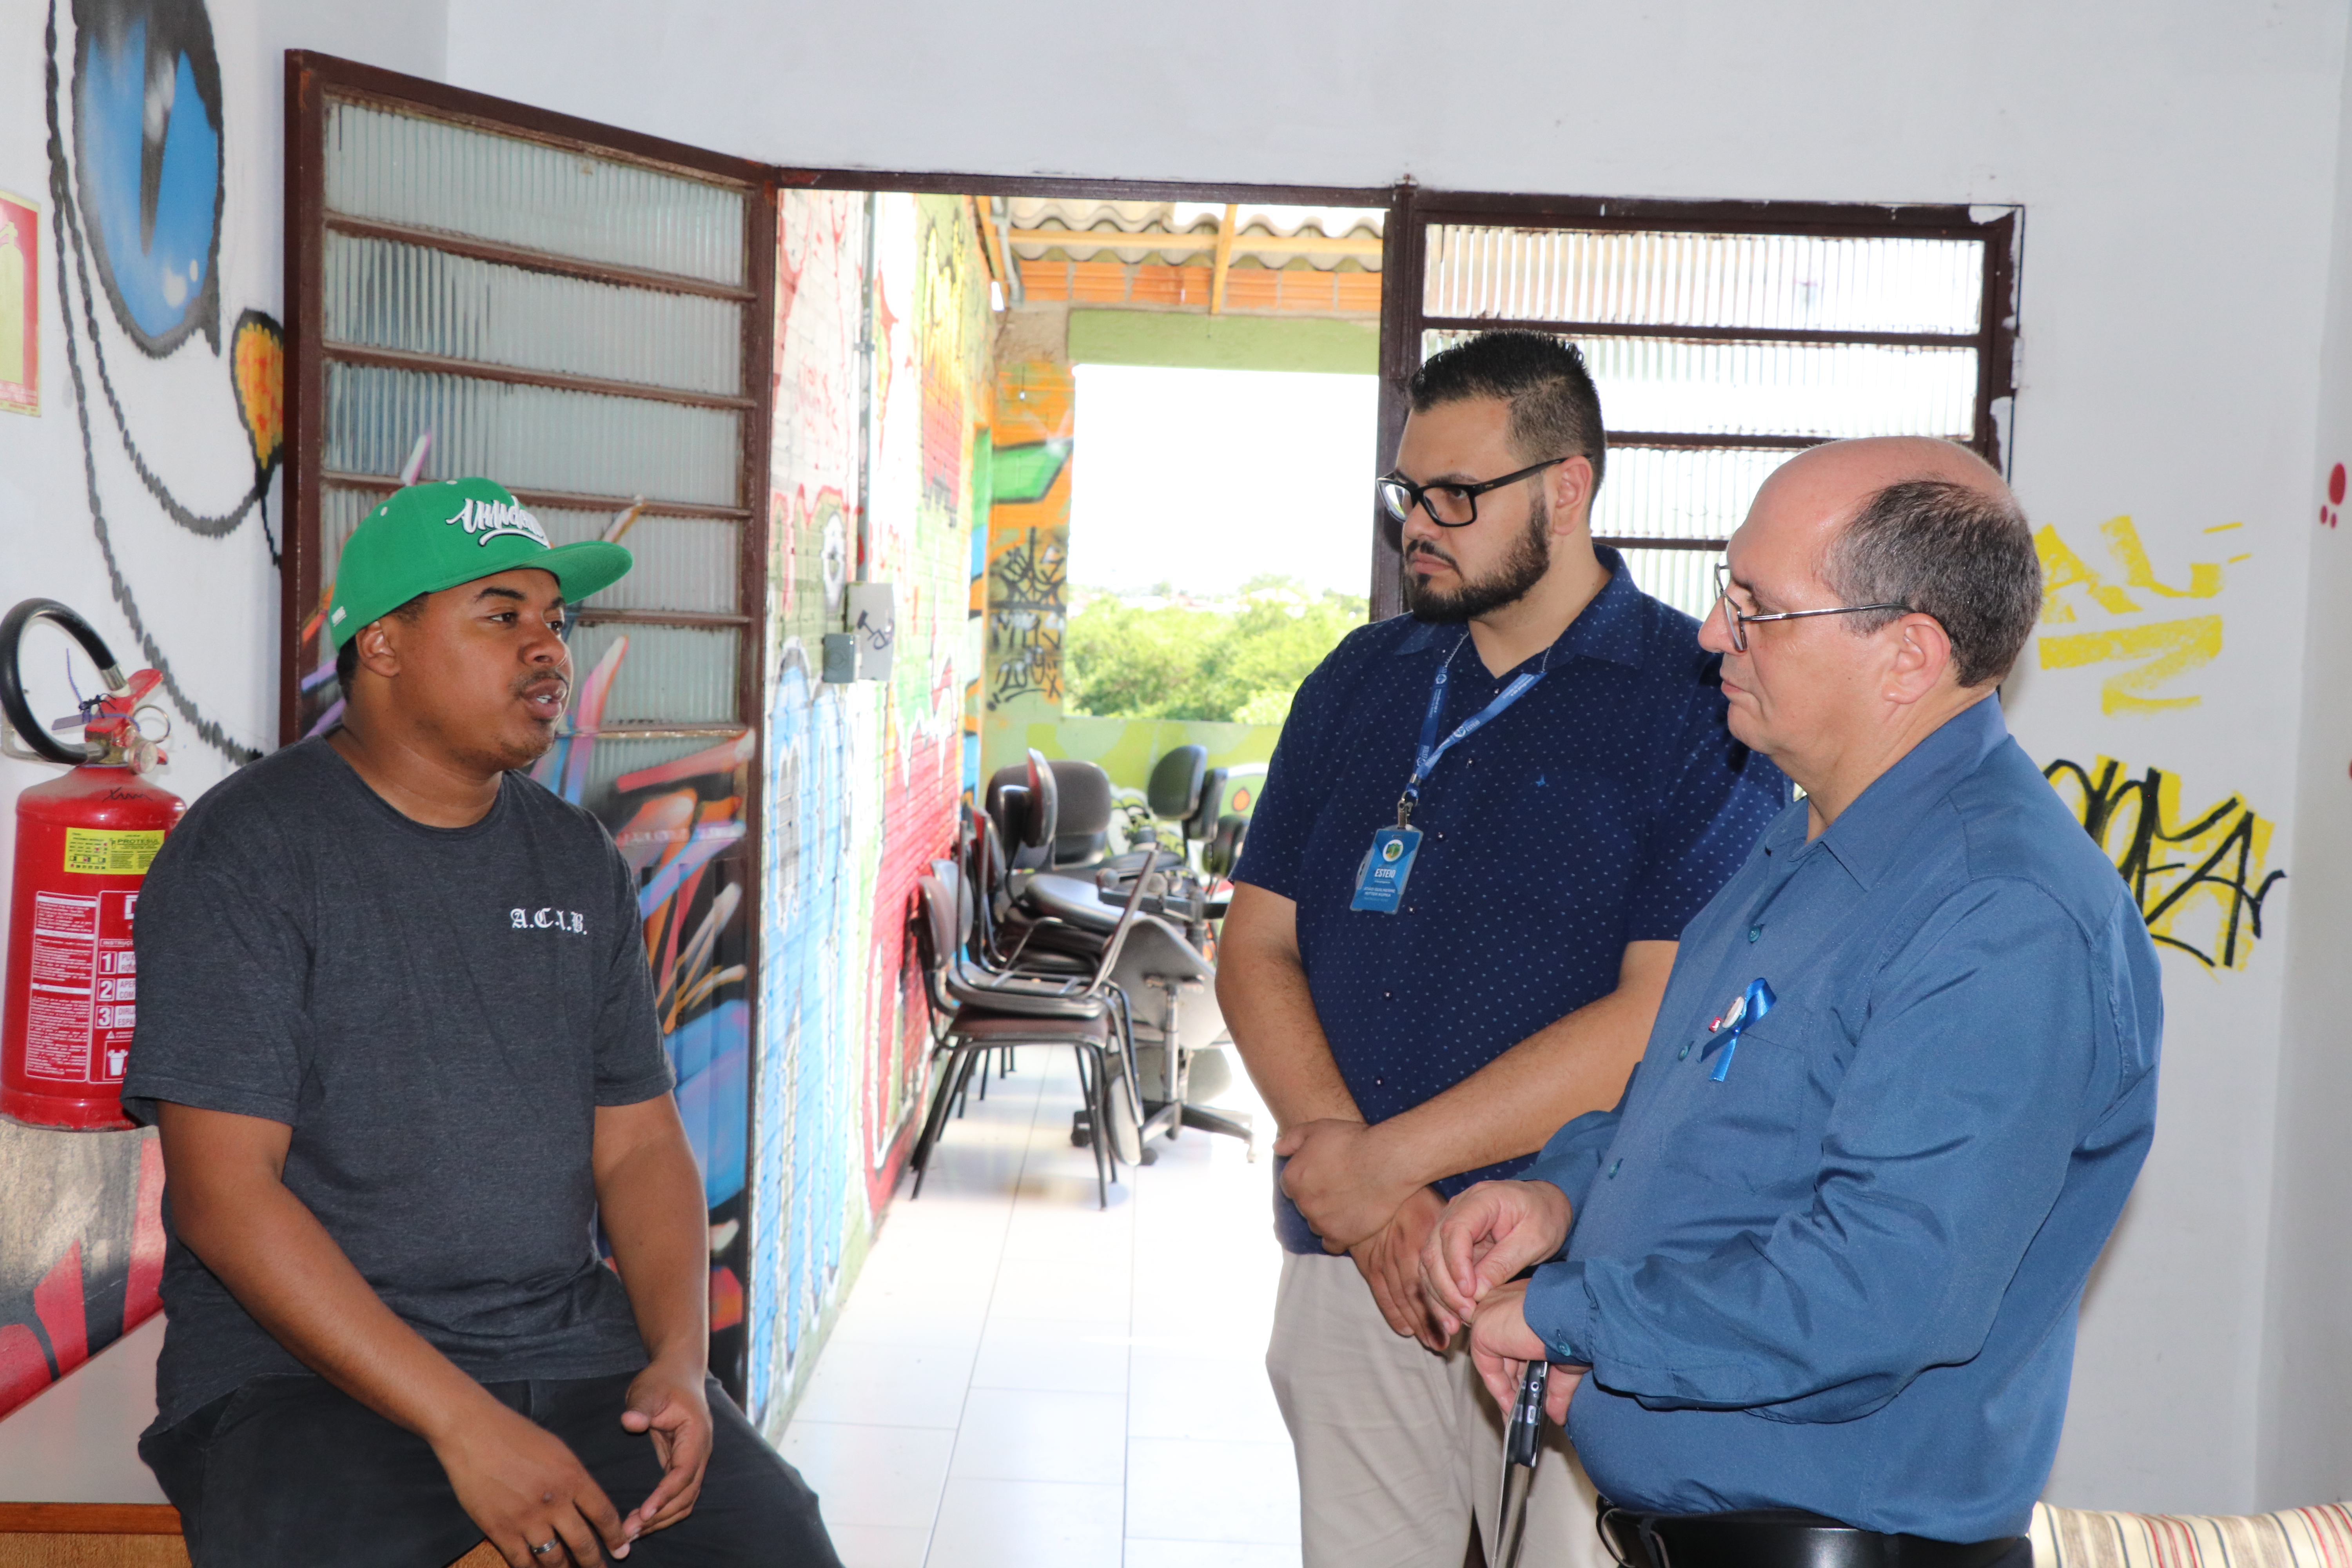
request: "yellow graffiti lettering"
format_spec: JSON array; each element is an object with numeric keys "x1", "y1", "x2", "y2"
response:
[
  {"x1": 2033, "y1": 524, "x2": 2139, "y2": 623},
  {"x1": 2098, "y1": 515, "x2": 2224, "y2": 599},
  {"x1": 2036, "y1": 616, "x2": 2221, "y2": 715}
]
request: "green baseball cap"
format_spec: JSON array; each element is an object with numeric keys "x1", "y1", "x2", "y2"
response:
[{"x1": 328, "y1": 478, "x2": 634, "y2": 648}]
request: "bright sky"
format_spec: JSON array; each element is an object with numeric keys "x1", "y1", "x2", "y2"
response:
[{"x1": 1068, "y1": 364, "x2": 1379, "y2": 601}]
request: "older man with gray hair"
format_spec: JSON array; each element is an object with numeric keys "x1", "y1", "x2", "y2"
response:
[{"x1": 1422, "y1": 437, "x2": 2163, "y2": 1568}]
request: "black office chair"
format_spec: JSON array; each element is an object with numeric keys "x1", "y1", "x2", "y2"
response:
[
  {"x1": 909, "y1": 864, "x2": 1160, "y2": 1207},
  {"x1": 985, "y1": 747, "x2": 1062, "y2": 873}
]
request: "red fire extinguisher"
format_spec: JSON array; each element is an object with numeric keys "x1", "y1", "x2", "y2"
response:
[{"x1": 0, "y1": 600, "x2": 184, "y2": 1131}]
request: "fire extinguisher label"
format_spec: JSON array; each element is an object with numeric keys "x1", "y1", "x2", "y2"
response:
[
  {"x1": 61, "y1": 827, "x2": 165, "y2": 876},
  {"x1": 23, "y1": 888, "x2": 139, "y2": 1083}
]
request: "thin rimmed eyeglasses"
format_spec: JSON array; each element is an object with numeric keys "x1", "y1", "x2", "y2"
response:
[{"x1": 1712, "y1": 561, "x2": 1921, "y2": 653}]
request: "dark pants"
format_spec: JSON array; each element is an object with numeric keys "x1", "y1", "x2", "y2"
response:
[{"x1": 139, "y1": 1370, "x2": 842, "y2": 1568}]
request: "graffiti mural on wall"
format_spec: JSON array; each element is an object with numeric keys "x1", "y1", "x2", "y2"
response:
[
  {"x1": 753, "y1": 188, "x2": 867, "y2": 1426},
  {"x1": 750, "y1": 191, "x2": 988, "y2": 1431},
  {"x1": 43, "y1": 0, "x2": 277, "y2": 761},
  {"x1": 855, "y1": 190, "x2": 985, "y2": 1213},
  {"x1": 2033, "y1": 515, "x2": 2244, "y2": 716},
  {"x1": 985, "y1": 361, "x2": 1074, "y2": 732},
  {"x1": 2044, "y1": 756, "x2": 2285, "y2": 970},
  {"x1": 529, "y1": 679, "x2": 757, "y2": 1395},
  {"x1": 69, "y1": 0, "x2": 223, "y2": 356},
  {"x1": 4, "y1": 0, "x2": 279, "y2": 1424},
  {"x1": 0, "y1": 1129, "x2": 163, "y2": 1419},
  {"x1": 989, "y1": 528, "x2": 1067, "y2": 704}
]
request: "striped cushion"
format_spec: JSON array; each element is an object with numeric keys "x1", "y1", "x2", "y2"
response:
[{"x1": 2032, "y1": 1501, "x2": 2352, "y2": 1568}]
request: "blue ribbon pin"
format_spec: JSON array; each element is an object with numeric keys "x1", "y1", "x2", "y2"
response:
[{"x1": 1703, "y1": 977, "x2": 1777, "y2": 1083}]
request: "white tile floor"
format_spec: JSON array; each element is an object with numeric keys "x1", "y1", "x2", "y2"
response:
[{"x1": 779, "y1": 1047, "x2": 1300, "y2": 1568}]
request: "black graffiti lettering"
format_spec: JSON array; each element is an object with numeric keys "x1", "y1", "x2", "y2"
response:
[
  {"x1": 988, "y1": 526, "x2": 1065, "y2": 705},
  {"x1": 2044, "y1": 756, "x2": 2286, "y2": 969}
]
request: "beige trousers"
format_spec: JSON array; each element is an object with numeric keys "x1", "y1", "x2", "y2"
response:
[{"x1": 1266, "y1": 1250, "x2": 1613, "y2": 1568}]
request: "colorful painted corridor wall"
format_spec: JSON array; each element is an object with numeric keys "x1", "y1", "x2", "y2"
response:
[{"x1": 749, "y1": 191, "x2": 993, "y2": 1432}]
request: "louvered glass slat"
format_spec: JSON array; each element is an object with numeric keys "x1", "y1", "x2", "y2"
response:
[
  {"x1": 327, "y1": 102, "x2": 746, "y2": 286},
  {"x1": 324, "y1": 233, "x2": 742, "y2": 395},
  {"x1": 321, "y1": 484, "x2": 376, "y2": 575},
  {"x1": 1589, "y1": 446, "x2": 1800, "y2": 544},
  {"x1": 1422, "y1": 330, "x2": 1976, "y2": 441},
  {"x1": 325, "y1": 364, "x2": 741, "y2": 506},
  {"x1": 538, "y1": 508, "x2": 738, "y2": 614},
  {"x1": 1425, "y1": 227, "x2": 1981, "y2": 335},
  {"x1": 1617, "y1": 547, "x2": 1726, "y2": 623},
  {"x1": 564, "y1": 623, "x2": 739, "y2": 725}
]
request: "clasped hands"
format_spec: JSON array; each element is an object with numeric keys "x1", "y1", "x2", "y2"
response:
[
  {"x1": 1274, "y1": 1120, "x2": 1588, "y2": 1420},
  {"x1": 437, "y1": 1354, "x2": 711, "y2": 1566}
]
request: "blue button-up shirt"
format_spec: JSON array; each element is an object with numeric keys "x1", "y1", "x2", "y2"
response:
[
  {"x1": 1236, "y1": 550, "x2": 1786, "y2": 1252},
  {"x1": 1523, "y1": 696, "x2": 2161, "y2": 1542}
]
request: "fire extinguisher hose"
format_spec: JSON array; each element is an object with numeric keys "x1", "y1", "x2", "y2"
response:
[{"x1": 0, "y1": 599, "x2": 127, "y2": 766}]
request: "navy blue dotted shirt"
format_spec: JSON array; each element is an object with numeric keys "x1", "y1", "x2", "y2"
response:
[{"x1": 1234, "y1": 550, "x2": 1788, "y2": 1253}]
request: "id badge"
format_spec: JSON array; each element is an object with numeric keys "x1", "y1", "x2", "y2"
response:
[{"x1": 1349, "y1": 827, "x2": 1423, "y2": 913}]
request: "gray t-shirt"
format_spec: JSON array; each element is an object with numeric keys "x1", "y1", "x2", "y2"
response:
[{"x1": 122, "y1": 737, "x2": 675, "y2": 1430}]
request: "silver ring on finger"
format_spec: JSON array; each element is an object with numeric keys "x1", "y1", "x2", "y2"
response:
[{"x1": 531, "y1": 1541, "x2": 559, "y2": 1557}]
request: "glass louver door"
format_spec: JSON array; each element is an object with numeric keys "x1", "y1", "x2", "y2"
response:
[{"x1": 281, "y1": 55, "x2": 776, "y2": 1402}]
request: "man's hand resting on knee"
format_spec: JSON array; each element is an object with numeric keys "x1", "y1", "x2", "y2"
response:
[
  {"x1": 1419, "y1": 1178, "x2": 1574, "y2": 1339},
  {"x1": 434, "y1": 1402, "x2": 632, "y2": 1566},
  {"x1": 618, "y1": 1356, "x2": 715, "y2": 1538}
]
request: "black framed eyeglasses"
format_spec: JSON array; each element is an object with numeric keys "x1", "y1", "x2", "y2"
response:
[
  {"x1": 1377, "y1": 457, "x2": 1568, "y2": 544},
  {"x1": 1713, "y1": 561, "x2": 1919, "y2": 653}
]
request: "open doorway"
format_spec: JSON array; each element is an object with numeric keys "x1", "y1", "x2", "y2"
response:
[
  {"x1": 1066, "y1": 363, "x2": 1374, "y2": 729},
  {"x1": 978, "y1": 197, "x2": 1388, "y2": 807}
]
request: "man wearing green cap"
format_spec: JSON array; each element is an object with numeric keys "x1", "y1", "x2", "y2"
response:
[{"x1": 121, "y1": 480, "x2": 840, "y2": 1567}]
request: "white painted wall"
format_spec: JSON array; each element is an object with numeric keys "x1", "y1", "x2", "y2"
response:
[
  {"x1": 6, "y1": 0, "x2": 2350, "y2": 1516},
  {"x1": 2263, "y1": 26, "x2": 2352, "y2": 1514}
]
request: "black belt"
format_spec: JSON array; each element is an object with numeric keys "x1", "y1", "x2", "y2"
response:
[{"x1": 1596, "y1": 1504, "x2": 2029, "y2": 1568}]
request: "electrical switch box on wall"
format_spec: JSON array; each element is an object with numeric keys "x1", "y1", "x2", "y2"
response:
[{"x1": 823, "y1": 583, "x2": 896, "y2": 683}]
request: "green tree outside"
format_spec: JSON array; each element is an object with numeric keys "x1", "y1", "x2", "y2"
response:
[{"x1": 1064, "y1": 577, "x2": 1368, "y2": 725}]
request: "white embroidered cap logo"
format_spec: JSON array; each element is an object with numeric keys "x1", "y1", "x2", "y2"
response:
[
  {"x1": 511, "y1": 907, "x2": 588, "y2": 935},
  {"x1": 447, "y1": 497, "x2": 550, "y2": 549}
]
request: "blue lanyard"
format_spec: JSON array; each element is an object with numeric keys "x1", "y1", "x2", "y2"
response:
[{"x1": 1398, "y1": 635, "x2": 1548, "y2": 828}]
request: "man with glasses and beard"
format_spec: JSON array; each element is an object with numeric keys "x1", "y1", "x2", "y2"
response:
[{"x1": 1219, "y1": 332, "x2": 1786, "y2": 1568}]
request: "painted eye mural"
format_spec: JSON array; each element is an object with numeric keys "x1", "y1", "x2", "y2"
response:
[
  {"x1": 42, "y1": 0, "x2": 271, "y2": 764},
  {"x1": 69, "y1": 0, "x2": 224, "y2": 358}
]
